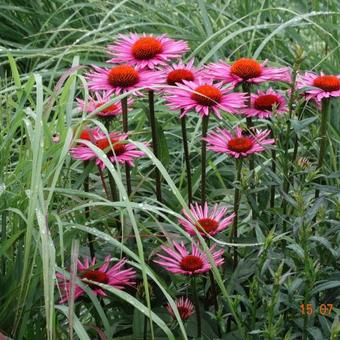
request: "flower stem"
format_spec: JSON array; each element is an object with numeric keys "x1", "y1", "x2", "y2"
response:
[
  {"x1": 207, "y1": 251, "x2": 221, "y2": 336},
  {"x1": 84, "y1": 161, "x2": 95, "y2": 258},
  {"x1": 201, "y1": 115, "x2": 209, "y2": 205},
  {"x1": 180, "y1": 113, "x2": 193, "y2": 204},
  {"x1": 121, "y1": 96, "x2": 132, "y2": 196},
  {"x1": 229, "y1": 158, "x2": 242, "y2": 269},
  {"x1": 268, "y1": 122, "x2": 276, "y2": 223},
  {"x1": 191, "y1": 276, "x2": 202, "y2": 339},
  {"x1": 98, "y1": 166, "x2": 110, "y2": 199},
  {"x1": 148, "y1": 90, "x2": 162, "y2": 203},
  {"x1": 242, "y1": 83, "x2": 257, "y2": 218},
  {"x1": 281, "y1": 57, "x2": 300, "y2": 234},
  {"x1": 315, "y1": 98, "x2": 330, "y2": 199},
  {"x1": 108, "y1": 172, "x2": 118, "y2": 202}
]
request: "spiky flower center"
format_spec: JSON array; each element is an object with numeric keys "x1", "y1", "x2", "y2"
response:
[
  {"x1": 96, "y1": 138, "x2": 125, "y2": 155},
  {"x1": 230, "y1": 58, "x2": 262, "y2": 80},
  {"x1": 108, "y1": 65, "x2": 140, "y2": 88},
  {"x1": 254, "y1": 94, "x2": 280, "y2": 111},
  {"x1": 313, "y1": 75, "x2": 340, "y2": 92},
  {"x1": 167, "y1": 69, "x2": 195, "y2": 85},
  {"x1": 191, "y1": 85, "x2": 222, "y2": 106},
  {"x1": 177, "y1": 306, "x2": 192, "y2": 320},
  {"x1": 132, "y1": 37, "x2": 163, "y2": 60},
  {"x1": 79, "y1": 130, "x2": 92, "y2": 140},
  {"x1": 95, "y1": 102, "x2": 118, "y2": 115},
  {"x1": 228, "y1": 137, "x2": 254, "y2": 153},
  {"x1": 80, "y1": 270, "x2": 108, "y2": 288},
  {"x1": 195, "y1": 218, "x2": 219, "y2": 234},
  {"x1": 180, "y1": 255, "x2": 204, "y2": 272}
]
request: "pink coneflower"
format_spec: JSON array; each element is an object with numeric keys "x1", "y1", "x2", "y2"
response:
[
  {"x1": 166, "y1": 78, "x2": 247, "y2": 119},
  {"x1": 165, "y1": 297, "x2": 194, "y2": 321},
  {"x1": 243, "y1": 88, "x2": 287, "y2": 118},
  {"x1": 56, "y1": 257, "x2": 136, "y2": 303},
  {"x1": 154, "y1": 241, "x2": 224, "y2": 275},
  {"x1": 165, "y1": 59, "x2": 202, "y2": 86},
  {"x1": 296, "y1": 72, "x2": 340, "y2": 103},
  {"x1": 205, "y1": 58, "x2": 291, "y2": 86},
  {"x1": 204, "y1": 127, "x2": 275, "y2": 158},
  {"x1": 70, "y1": 130, "x2": 146, "y2": 170},
  {"x1": 179, "y1": 202, "x2": 235, "y2": 237},
  {"x1": 107, "y1": 33, "x2": 189, "y2": 70},
  {"x1": 85, "y1": 64, "x2": 164, "y2": 96},
  {"x1": 77, "y1": 92, "x2": 133, "y2": 118}
]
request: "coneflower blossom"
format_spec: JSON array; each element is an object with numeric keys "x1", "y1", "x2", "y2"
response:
[
  {"x1": 74, "y1": 128, "x2": 102, "y2": 143},
  {"x1": 243, "y1": 88, "x2": 287, "y2": 118},
  {"x1": 179, "y1": 202, "x2": 235, "y2": 237},
  {"x1": 296, "y1": 72, "x2": 340, "y2": 103},
  {"x1": 107, "y1": 33, "x2": 189, "y2": 70},
  {"x1": 85, "y1": 64, "x2": 164, "y2": 96},
  {"x1": 77, "y1": 92, "x2": 133, "y2": 118},
  {"x1": 205, "y1": 58, "x2": 291, "y2": 86},
  {"x1": 56, "y1": 257, "x2": 136, "y2": 303},
  {"x1": 164, "y1": 59, "x2": 201, "y2": 86},
  {"x1": 204, "y1": 127, "x2": 275, "y2": 158},
  {"x1": 165, "y1": 297, "x2": 194, "y2": 321},
  {"x1": 165, "y1": 78, "x2": 247, "y2": 119},
  {"x1": 70, "y1": 130, "x2": 146, "y2": 170},
  {"x1": 154, "y1": 241, "x2": 224, "y2": 275}
]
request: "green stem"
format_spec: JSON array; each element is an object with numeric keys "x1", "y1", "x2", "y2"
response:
[
  {"x1": 181, "y1": 114, "x2": 193, "y2": 204},
  {"x1": 108, "y1": 172, "x2": 118, "y2": 202},
  {"x1": 315, "y1": 98, "x2": 330, "y2": 199},
  {"x1": 281, "y1": 59, "x2": 300, "y2": 234},
  {"x1": 84, "y1": 161, "x2": 95, "y2": 258},
  {"x1": 191, "y1": 276, "x2": 202, "y2": 339},
  {"x1": 242, "y1": 83, "x2": 257, "y2": 218},
  {"x1": 143, "y1": 312, "x2": 148, "y2": 340},
  {"x1": 98, "y1": 166, "x2": 110, "y2": 199},
  {"x1": 206, "y1": 239, "x2": 221, "y2": 337},
  {"x1": 121, "y1": 97, "x2": 132, "y2": 196},
  {"x1": 1, "y1": 205, "x2": 7, "y2": 274},
  {"x1": 148, "y1": 90, "x2": 162, "y2": 203},
  {"x1": 201, "y1": 115, "x2": 209, "y2": 205},
  {"x1": 268, "y1": 122, "x2": 276, "y2": 223},
  {"x1": 229, "y1": 158, "x2": 242, "y2": 269}
]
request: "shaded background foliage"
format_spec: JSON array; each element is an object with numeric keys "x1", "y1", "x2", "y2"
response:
[{"x1": 0, "y1": 0, "x2": 339, "y2": 339}]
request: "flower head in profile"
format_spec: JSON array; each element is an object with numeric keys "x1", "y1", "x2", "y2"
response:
[
  {"x1": 56, "y1": 257, "x2": 136, "y2": 303},
  {"x1": 296, "y1": 72, "x2": 340, "y2": 103},
  {"x1": 70, "y1": 130, "x2": 146, "y2": 169},
  {"x1": 165, "y1": 297, "x2": 194, "y2": 321},
  {"x1": 154, "y1": 241, "x2": 224, "y2": 275},
  {"x1": 204, "y1": 127, "x2": 275, "y2": 158},
  {"x1": 179, "y1": 202, "x2": 235, "y2": 237},
  {"x1": 205, "y1": 58, "x2": 291, "y2": 86},
  {"x1": 165, "y1": 78, "x2": 247, "y2": 119},
  {"x1": 243, "y1": 88, "x2": 287, "y2": 118},
  {"x1": 77, "y1": 92, "x2": 133, "y2": 118},
  {"x1": 85, "y1": 64, "x2": 164, "y2": 96},
  {"x1": 164, "y1": 59, "x2": 202, "y2": 86},
  {"x1": 107, "y1": 33, "x2": 189, "y2": 70}
]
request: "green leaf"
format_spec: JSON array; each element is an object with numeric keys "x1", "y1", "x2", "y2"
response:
[
  {"x1": 56, "y1": 305, "x2": 91, "y2": 340},
  {"x1": 311, "y1": 281, "x2": 340, "y2": 295}
]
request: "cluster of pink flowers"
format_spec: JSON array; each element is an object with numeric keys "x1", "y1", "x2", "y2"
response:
[
  {"x1": 71, "y1": 32, "x2": 339, "y2": 170},
  {"x1": 62, "y1": 32, "x2": 339, "y2": 323}
]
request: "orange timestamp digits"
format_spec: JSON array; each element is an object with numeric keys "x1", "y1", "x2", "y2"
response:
[{"x1": 300, "y1": 304, "x2": 333, "y2": 316}]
